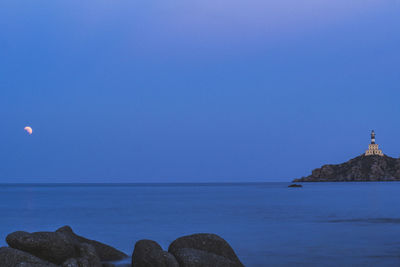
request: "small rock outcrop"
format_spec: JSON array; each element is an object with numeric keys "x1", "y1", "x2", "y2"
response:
[
  {"x1": 0, "y1": 247, "x2": 58, "y2": 267},
  {"x1": 294, "y1": 155, "x2": 400, "y2": 182},
  {"x1": 132, "y1": 240, "x2": 178, "y2": 267},
  {"x1": 288, "y1": 184, "x2": 302, "y2": 188},
  {"x1": 56, "y1": 226, "x2": 128, "y2": 262},
  {"x1": 6, "y1": 231, "x2": 78, "y2": 264},
  {"x1": 168, "y1": 234, "x2": 244, "y2": 267}
]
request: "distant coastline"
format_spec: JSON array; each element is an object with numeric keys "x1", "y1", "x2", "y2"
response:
[
  {"x1": 293, "y1": 154, "x2": 400, "y2": 182},
  {"x1": 294, "y1": 130, "x2": 400, "y2": 182}
]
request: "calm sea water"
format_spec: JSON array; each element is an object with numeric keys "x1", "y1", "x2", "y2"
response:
[{"x1": 1, "y1": 182, "x2": 400, "y2": 266}]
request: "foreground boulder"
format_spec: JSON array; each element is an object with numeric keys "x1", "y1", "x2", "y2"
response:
[
  {"x1": 5, "y1": 226, "x2": 127, "y2": 266},
  {"x1": 0, "y1": 247, "x2": 57, "y2": 267},
  {"x1": 132, "y1": 240, "x2": 178, "y2": 267},
  {"x1": 57, "y1": 226, "x2": 128, "y2": 262},
  {"x1": 6, "y1": 231, "x2": 77, "y2": 264},
  {"x1": 168, "y1": 234, "x2": 243, "y2": 267}
]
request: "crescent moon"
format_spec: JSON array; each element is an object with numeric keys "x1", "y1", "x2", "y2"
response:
[{"x1": 24, "y1": 126, "x2": 33, "y2": 135}]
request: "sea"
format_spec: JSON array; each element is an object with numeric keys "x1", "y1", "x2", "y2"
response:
[{"x1": 1, "y1": 182, "x2": 400, "y2": 266}]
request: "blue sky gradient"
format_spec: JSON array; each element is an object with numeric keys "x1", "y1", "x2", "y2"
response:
[{"x1": 1, "y1": 0, "x2": 399, "y2": 182}]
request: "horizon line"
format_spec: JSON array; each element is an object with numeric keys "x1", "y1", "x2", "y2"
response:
[{"x1": 0, "y1": 181, "x2": 291, "y2": 186}]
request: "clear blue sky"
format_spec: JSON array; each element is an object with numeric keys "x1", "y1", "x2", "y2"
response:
[{"x1": 1, "y1": 0, "x2": 399, "y2": 183}]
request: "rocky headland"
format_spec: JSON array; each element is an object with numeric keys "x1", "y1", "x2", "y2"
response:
[
  {"x1": 293, "y1": 154, "x2": 400, "y2": 182},
  {"x1": 0, "y1": 226, "x2": 244, "y2": 267}
]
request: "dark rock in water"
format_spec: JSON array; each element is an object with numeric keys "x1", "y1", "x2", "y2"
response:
[
  {"x1": 6, "y1": 231, "x2": 77, "y2": 264},
  {"x1": 288, "y1": 184, "x2": 302, "y2": 188},
  {"x1": 293, "y1": 155, "x2": 400, "y2": 182},
  {"x1": 0, "y1": 247, "x2": 58, "y2": 267},
  {"x1": 168, "y1": 234, "x2": 243, "y2": 267},
  {"x1": 6, "y1": 227, "x2": 126, "y2": 266},
  {"x1": 172, "y1": 248, "x2": 242, "y2": 267},
  {"x1": 56, "y1": 226, "x2": 128, "y2": 261},
  {"x1": 132, "y1": 239, "x2": 178, "y2": 267}
]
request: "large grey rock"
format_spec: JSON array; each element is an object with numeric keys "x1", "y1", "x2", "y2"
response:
[
  {"x1": 56, "y1": 226, "x2": 128, "y2": 262},
  {"x1": 132, "y1": 240, "x2": 178, "y2": 267},
  {"x1": 172, "y1": 248, "x2": 242, "y2": 267},
  {"x1": 6, "y1": 231, "x2": 78, "y2": 265},
  {"x1": 0, "y1": 247, "x2": 58, "y2": 267},
  {"x1": 168, "y1": 234, "x2": 243, "y2": 267}
]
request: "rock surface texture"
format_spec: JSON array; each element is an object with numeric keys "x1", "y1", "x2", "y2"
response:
[
  {"x1": 0, "y1": 247, "x2": 58, "y2": 267},
  {"x1": 6, "y1": 231, "x2": 78, "y2": 264},
  {"x1": 294, "y1": 155, "x2": 400, "y2": 182},
  {"x1": 132, "y1": 240, "x2": 178, "y2": 267},
  {"x1": 168, "y1": 234, "x2": 244, "y2": 267}
]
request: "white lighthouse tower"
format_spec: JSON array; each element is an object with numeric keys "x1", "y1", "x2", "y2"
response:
[{"x1": 365, "y1": 130, "x2": 383, "y2": 156}]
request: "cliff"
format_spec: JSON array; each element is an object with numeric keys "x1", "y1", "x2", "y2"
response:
[{"x1": 293, "y1": 155, "x2": 400, "y2": 182}]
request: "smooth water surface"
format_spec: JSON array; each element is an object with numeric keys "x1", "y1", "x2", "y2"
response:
[{"x1": 1, "y1": 183, "x2": 400, "y2": 266}]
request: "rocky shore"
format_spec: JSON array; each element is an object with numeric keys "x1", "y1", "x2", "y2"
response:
[
  {"x1": 0, "y1": 226, "x2": 244, "y2": 267},
  {"x1": 294, "y1": 154, "x2": 400, "y2": 182}
]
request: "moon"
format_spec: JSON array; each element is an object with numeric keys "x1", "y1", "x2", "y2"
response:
[{"x1": 24, "y1": 126, "x2": 33, "y2": 135}]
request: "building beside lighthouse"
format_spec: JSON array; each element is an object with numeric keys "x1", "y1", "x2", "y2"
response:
[{"x1": 365, "y1": 130, "x2": 383, "y2": 156}]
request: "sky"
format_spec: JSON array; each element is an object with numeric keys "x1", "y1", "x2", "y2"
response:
[{"x1": 0, "y1": 0, "x2": 399, "y2": 183}]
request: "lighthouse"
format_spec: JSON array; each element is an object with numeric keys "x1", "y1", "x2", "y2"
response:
[
  {"x1": 371, "y1": 130, "x2": 376, "y2": 144},
  {"x1": 365, "y1": 130, "x2": 383, "y2": 156}
]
